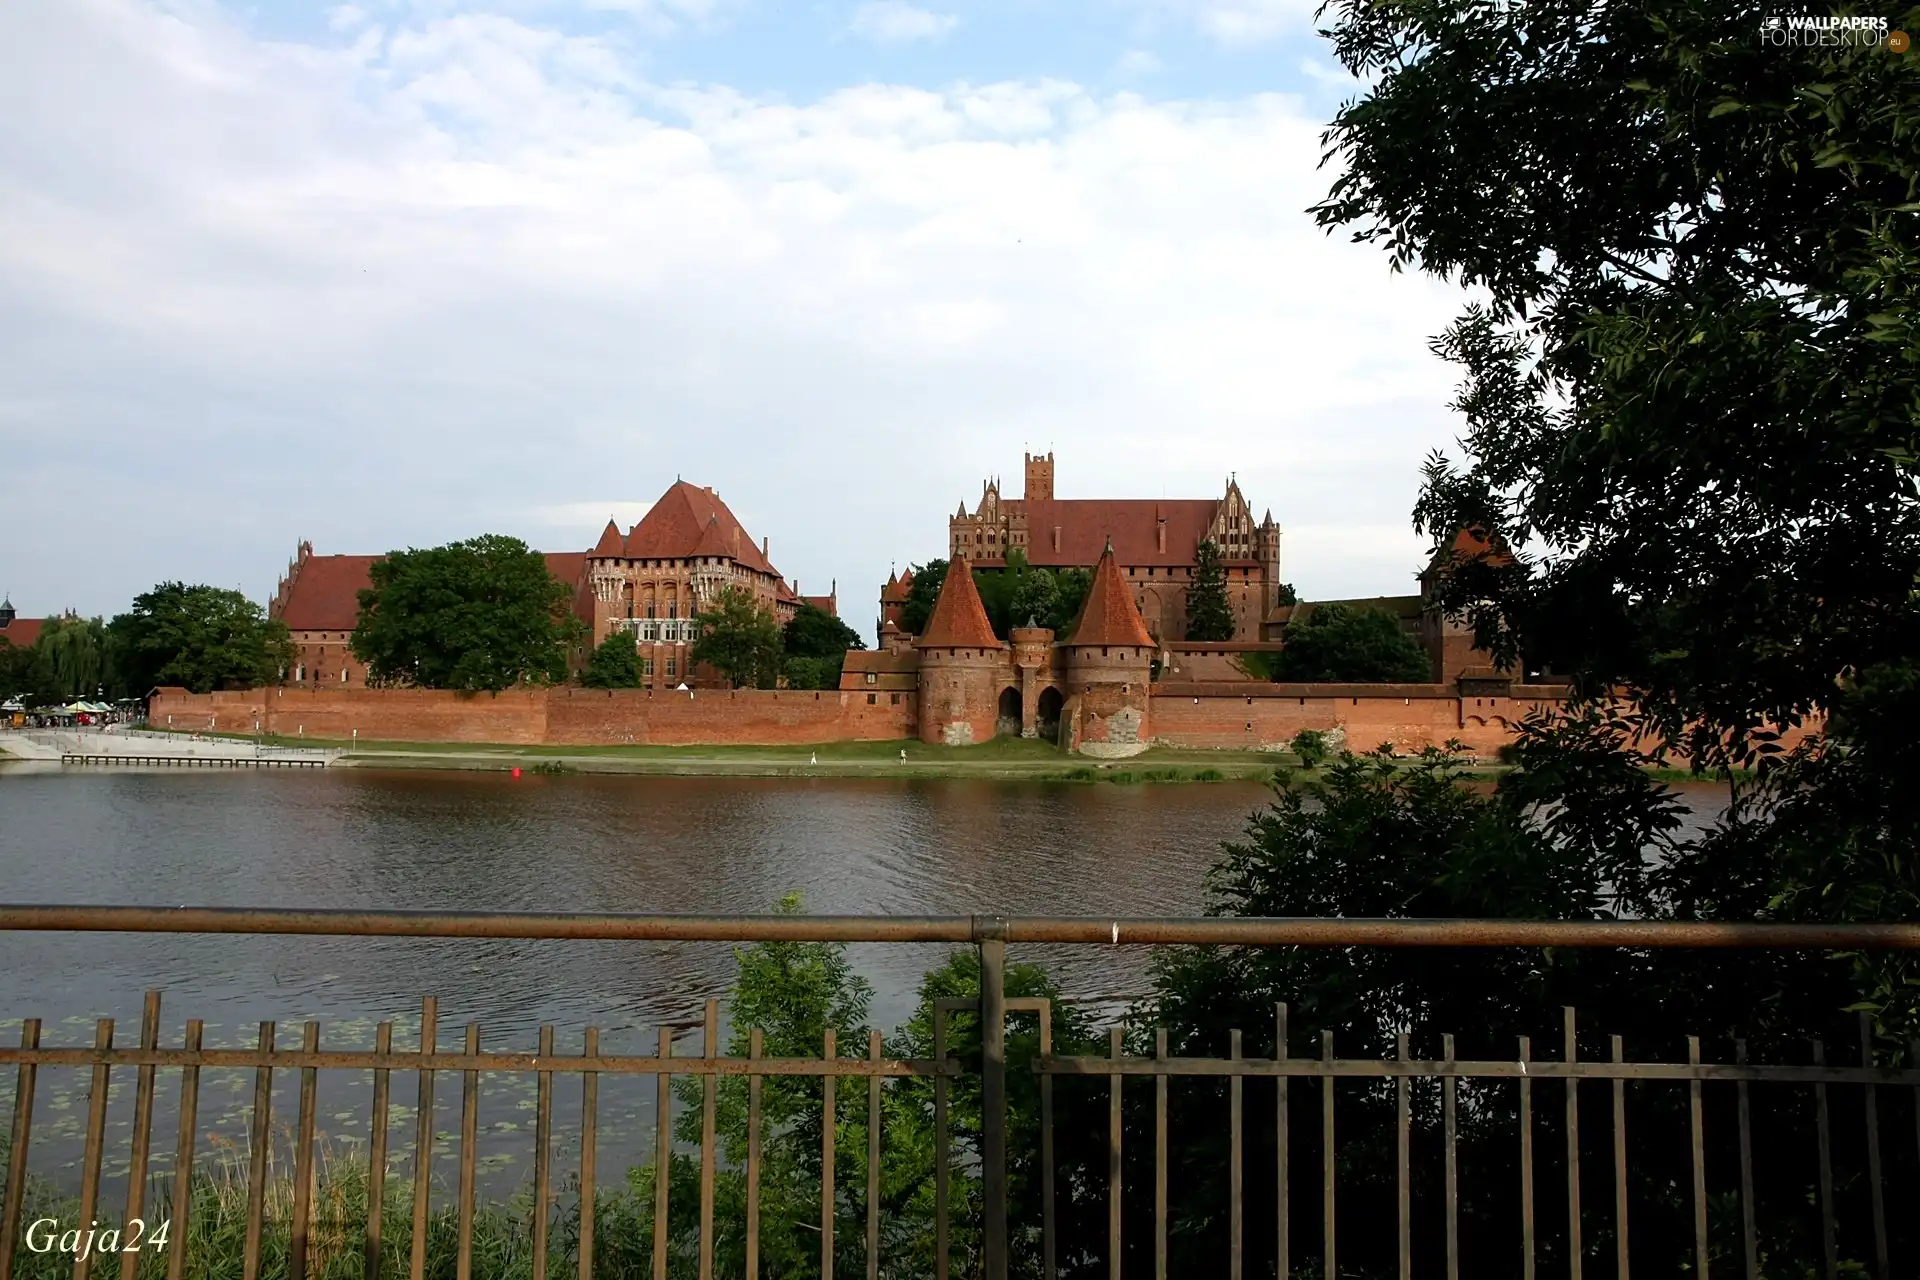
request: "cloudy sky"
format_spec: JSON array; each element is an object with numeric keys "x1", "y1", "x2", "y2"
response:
[{"x1": 1, "y1": 0, "x2": 1471, "y2": 633}]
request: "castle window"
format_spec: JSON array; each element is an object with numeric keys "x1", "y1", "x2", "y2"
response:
[
  {"x1": 295, "y1": 663, "x2": 305, "y2": 682},
  {"x1": 890, "y1": 693, "x2": 900, "y2": 705},
  {"x1": 341, "y1": 669, "x2": 349, "y2": 683},
  {"x1": 666, "y1": 659, "x2": 677, "y2": 677},
  {"x1": 643, "y1": 658, "x2": 654, "y2": 676},
  {"x1": 867, "y1": 693, "x2": 877, "y2": 705},
  {"x1": 866, "y1": 672, "x2": 877, "y2": 685}
]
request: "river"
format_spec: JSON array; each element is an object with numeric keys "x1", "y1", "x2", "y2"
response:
[{"x1": 0, "y1": 765, "x2": 1726, "y2": 1194}]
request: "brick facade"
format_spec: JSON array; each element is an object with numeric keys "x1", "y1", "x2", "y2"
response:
[
  {"x1": 270, "y1": 479, "x2": 832, "y2": 693},
  {"x1": 944, "y1": 452, "x2": 1285, "y2": 643}
]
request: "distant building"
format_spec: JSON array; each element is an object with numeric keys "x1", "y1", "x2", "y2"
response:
[
  {"x1": 271, "y1": 478, "x2": 831, "y2": 691},
  {"x1": 0, "y1": 598, "x2": 44, "y2": 651},
  {"x1": 942, "y1": 451, "x2": 1285, "y2": 642}
]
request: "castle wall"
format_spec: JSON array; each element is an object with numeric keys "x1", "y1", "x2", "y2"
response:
[
  {"x1": 1145, "y1": 682, "x2": 1564, "y2": 754},
  {"x1": 915, "y1": 650, "x2": 1014, "y2": 745},
  {"x1": 148, "y1": 680, "x2": 1806, "y2": 761},
  {"x1": 147, "y1": 685, "x2": 915, "y2": 747}
]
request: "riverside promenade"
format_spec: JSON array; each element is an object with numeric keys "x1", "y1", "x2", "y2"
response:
[{"x1": 0, "y1": 726, "x2": 343, "y2": 767}]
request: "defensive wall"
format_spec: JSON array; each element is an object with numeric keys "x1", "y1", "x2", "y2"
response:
[
  {"x1": 147, "y1": 686, "x2": 919, "y2": 747},
  {"x1": 149, "y1": 682, "x2": 1586, "y2": 755}
]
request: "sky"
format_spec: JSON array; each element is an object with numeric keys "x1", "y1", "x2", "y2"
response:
[{"x1": 0, "y1": 0, "x2": 1474, "y2": 636}]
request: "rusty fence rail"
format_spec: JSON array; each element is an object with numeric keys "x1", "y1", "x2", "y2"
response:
[{"x1": 3, "y1": 910, "x2": 1920, "y2": 1280}]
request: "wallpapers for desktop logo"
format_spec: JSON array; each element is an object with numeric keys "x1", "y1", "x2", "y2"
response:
[{"x1": 1759, "y1": 12, "x2": 1909, "y2": 51}]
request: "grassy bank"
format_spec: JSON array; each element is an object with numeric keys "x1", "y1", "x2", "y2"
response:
[
  {"x1": 145, "y1": 730, "x2": 1291, "y2": 782},
  {"x1": 0, "y1": 1136, "x2": 701, "y2": 1280}
]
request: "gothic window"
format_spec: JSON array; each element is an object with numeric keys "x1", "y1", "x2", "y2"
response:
[
  {"x1": 666, "y1": 659, "x2": 677, "y2": 677},
  {"x1": 643, "y1": 658, "x2": 654, "y2": 676}
]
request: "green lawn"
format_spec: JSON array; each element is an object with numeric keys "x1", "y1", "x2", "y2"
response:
[{"x1": 146, "y1": 729, "x2": 1294, "y2": 782}]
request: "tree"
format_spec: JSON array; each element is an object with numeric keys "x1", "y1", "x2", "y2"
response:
[
  {"x1": 1006, "y1": 569, "x2": 1061, "y2": 634},
  {"x1": 1274, "y1": 581, "x2": 1298, "y2": 607},
  {"x1": 0, "y1": 638, "x2": 56, "y2": 706},
  {"x1": 1049, "y1": 566, "x2": 1092, "y2": 639},
  {"x1": 110, "y1": 584, "x2": 292, "y2": 696},
  {"x1": 898, "y1": 560, "x2": 948, "y2": 635},
  {"x1": 782, "y1": 601, "x2": 864, "y2": 689},
  {"x1": 1138, "y1": 740, "x2": 1858, "y2": 1277},
  {"x1": 783, "y1": 602, "x2": 865, "y2": 660},
  {"x1": 33, "y1": 615, "x2": 119, "y2": 700},
  {"x1": 626, "y1": 894, "x2": 1106, "y2": 1280},
  {"x1": 1315, "y1": 0, "x2": 1920, "y2": 758},
  {"x1": 1311, "y1": 0, "x2": 1920, "y2": 1033},
  {"x1": 350, "y1": 536, "x2": 582, "y2": 692},
  {"x1": 691, "y1": 585, "x2": 783, "y2": 689},
  {"x1": 580, "y1": 631, "x2": 642, "y2": 688},
  {"x1": 1183, "y1": 539, "x2": 1234, "y2": 641},
  {"x1": 1271, "y1": 602, "x2": 1431, "y2": 683}
]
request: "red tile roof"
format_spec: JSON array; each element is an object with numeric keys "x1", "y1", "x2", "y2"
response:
[
  {"x1": 591, "y1": 520, "x2": 624, "y2": 557},
  {"x1": 916, "y1": 555, "x2": 1004, "y2": 649},
  {"x1": 801, "y1": 595, "x2": 837, "y2": 616},
  {"x1": 1065, "y1": 541, "x2": 1155, "y2": 647},
  {"x1": 1009, "y1": 499, "x2": 1221, "y2": 568},
  {"x1": 0, "y1": 618, "x2": 44, "y2": 650},
  {"x1": 277, "y1": 552, "x2": 590, "y2": 632},
  {"x1": 624, "y1": 481, "x2": 779, "y2": 576},
  {"x1": 880, "y1": 568, "x2": 914, "y2": 602}
]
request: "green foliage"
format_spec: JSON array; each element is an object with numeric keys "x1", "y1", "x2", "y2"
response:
[
  {"x1": 111, "y1": 584, "x2": 292, "y2": 696},
  {"x1": 621, "y1": 893, "x2": 1105, "y2": 1280},
  {"x1": 350, "y1": 536, "x2": 582, "y2": 692},
  {"x1": 1271, "y1": 602, "x2": 1432, "y2": 683},
  {"x1": 691, "y1": 585, "x2": 783, "y2": 689},
  {"x1": 1311, "y1": 0, "x2": 1920, "y2": 1039},
  {"x1": 1005, "y1": 568, "x2": 1060, "y2": 633},
  {"x1": 0, "y1": 637, "x2": 56, "y2": 705},
  {"x1": 1273, "y1": 581, "x2": 1297, "y2": 607},
  {"x1": 780, "y1": 655, "x2": 844, "y2": 690},
  {"x1": 898, "y1": 560, "x2": 948, "y2": 635},
  {"x1": 580, "y1": 631, "x2": 642, "y2": 688},
  {"x1": 1139, "y1": 737, "x2": 1859, "y2": 1276},
  {"x1": 1183, "y1": 539, "x2": 1234, "y2": 641},
  {"x1": 1314, "y1": 0, "x2": 1920, "y2": 759},
  {"x1": 782, "y1": 601, "x2": 863, "y2": 689},
  {"x1": 783, "y1": 602, "x2": 864, "y2": 660}
]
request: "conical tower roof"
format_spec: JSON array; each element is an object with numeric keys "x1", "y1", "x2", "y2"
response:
[
  {"x1": 591, "y1": 520, "x2": 624, "y2": 558},
  {"x1": 1066, "y1": 539, "x2": 1155, "y2": 647},
  {"x1": 916, "y1": 554, "x2": 1004, "y2": 648}
]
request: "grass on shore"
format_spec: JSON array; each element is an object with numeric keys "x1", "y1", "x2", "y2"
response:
[{"x1": 139, "y1": 730, "x2": 1295, "y2": 782}]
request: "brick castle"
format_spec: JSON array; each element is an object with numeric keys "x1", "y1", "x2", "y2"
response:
[
  {"x1": 271, "y1": 479, "x2": 835, "y2": 691},
  {"x1": 142, "y1": 452, "x2": 1588, "y2": 757}
]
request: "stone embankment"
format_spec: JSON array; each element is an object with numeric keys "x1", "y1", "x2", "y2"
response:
[{"x1": 0, "y1": 727, "x2": 342, "y2": 767}]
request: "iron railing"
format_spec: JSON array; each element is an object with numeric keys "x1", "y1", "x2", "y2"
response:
[{"x1": 3, "y1": 909, "x2": 1919, "y2": 1280}]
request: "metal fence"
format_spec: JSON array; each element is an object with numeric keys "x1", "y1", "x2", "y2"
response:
[{"x1": 3, "y1": 908, "x2": 1919, "y2": 1280}]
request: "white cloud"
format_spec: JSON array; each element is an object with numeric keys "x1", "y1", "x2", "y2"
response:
[
  {"x1": 847, "y1": 0, "x2": 959, "y2": 44},
  {"x1": 1142, "y1": 0, "x2": 1318, "y2": 46},
  {"x1": 0, "y1": 0, "x2": 1468, "y2": 617}
]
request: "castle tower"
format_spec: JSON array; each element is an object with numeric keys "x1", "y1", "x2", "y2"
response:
[
  {"x1": 1059, "y1": 540, "x2": 1155, "y2": 755},
  {"x1": 1008, "y1": 617, "x2": 1057, "y2": 739},
  {"x1": 914, "y1": 554, "x2": 1011, "y2": 745},
  {"x1": 588, "y1": 519, "x2": 628, "y2": 644},
  {"x1": 1024, "y1": 450, "x2": 1054, "y2": 501}
]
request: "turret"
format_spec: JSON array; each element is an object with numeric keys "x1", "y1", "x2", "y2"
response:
[
  {"x1": 1058, "y1": 540, "x2": 1154, "y2": 754},
  {"x1": 913, "y1": 555, "x2": 1010, "y2": 745}
]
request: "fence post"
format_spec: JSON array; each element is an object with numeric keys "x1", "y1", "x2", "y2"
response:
[{"x1": 978, "y1": 917, "x2": 1009, "y2": 1280}]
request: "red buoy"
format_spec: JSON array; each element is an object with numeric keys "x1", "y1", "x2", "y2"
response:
[{"x1": 511, "y1": 767, "x2": 522, "y2": 779}]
